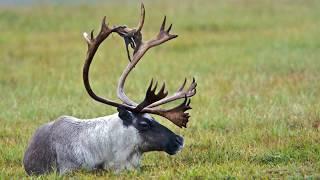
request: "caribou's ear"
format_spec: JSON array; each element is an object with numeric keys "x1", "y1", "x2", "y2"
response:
[{"x1": 117, "y1": 106, "x2": 134, "y2": 126}]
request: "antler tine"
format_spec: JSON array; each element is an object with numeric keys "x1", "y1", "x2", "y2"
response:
[
  {"x1": 100, "y1": 16, "x2": 107, "y2": 32},
  {"x1": 146, "y1": 78, "x2": 197, "y2": 108},
  {"x1": 158, "y1": 82, "x2": 168, "y2": 97},
  {"x1": 84, "y1": 17, "x2": 107, "y2": 44},
  {"x1": 152, "y1": 81, "x2": 158, "y2": 92},
  {"x1": 188, "y1": 77, "x2": 197, "y2": 92},
  {"x1": 160, "y1": 16, "x2": 166, "y2": 31},
  {"x1": 178, "y1": 78, "x2": 187, "y2": 92},
  {"x1": 136, "y1": 3, "x2": 145, "y2": 32},
  {"x1": 167, "y1": 24, "x2": 173, "y2": 33}
]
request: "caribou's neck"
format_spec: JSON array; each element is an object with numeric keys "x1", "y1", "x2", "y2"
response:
[{"x1": 78, "y1": 113, "x2": 142, "y2": 171}]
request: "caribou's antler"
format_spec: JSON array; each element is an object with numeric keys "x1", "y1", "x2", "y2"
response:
[
  {"x1": 83, "y1": 17, "x2": 132, "y2": 109},
  {"x1": 82, "y1": 3, "x2": 197, "y2": 128}
]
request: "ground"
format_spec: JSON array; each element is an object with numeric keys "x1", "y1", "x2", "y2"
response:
[{"x1": 0, "y1": 0, "x2": 320, "y2": 178}]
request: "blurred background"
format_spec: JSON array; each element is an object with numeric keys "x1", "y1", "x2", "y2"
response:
[{"x1": 0, "y1": 0, "x2": 320, "y2": 178}]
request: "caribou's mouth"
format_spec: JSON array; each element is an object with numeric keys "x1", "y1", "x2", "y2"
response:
[
  {"x1": 166, "y1": 145, "x2": 184, "y2": 155},
  {"x1": 166, "y1": 135, "x2": 184, "y2": 155}
]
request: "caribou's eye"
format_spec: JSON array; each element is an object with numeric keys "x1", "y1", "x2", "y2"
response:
[{"x1": 139, "y1": 121, "x2": 151, "y2": 130}]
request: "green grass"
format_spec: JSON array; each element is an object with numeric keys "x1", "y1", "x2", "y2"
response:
[{"x1": 1, "y1": 0, "x2": 320, "y2": 178}]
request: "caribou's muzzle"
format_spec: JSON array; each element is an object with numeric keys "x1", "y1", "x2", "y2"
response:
[{"x1": 166, "y1": 135, "x2": 184, "y2": 155}]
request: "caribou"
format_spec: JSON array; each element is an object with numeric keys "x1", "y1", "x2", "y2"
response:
[{"x1": 23, "y1": 4, "x2": 197, "y2": 175}]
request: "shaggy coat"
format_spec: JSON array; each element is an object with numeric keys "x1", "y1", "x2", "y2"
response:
[{"x1": 23, "y1": 108, "x2": 184, "y2": 175}]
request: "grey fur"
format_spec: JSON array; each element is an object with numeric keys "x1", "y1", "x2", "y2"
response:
[{"x1": 23, "y1": 112, "x2": 184, "y2": 175}]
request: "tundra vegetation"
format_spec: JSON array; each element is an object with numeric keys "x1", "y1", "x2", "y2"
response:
[{"x1": 0, "y1": 0, "x2": 320, "y2": 179}]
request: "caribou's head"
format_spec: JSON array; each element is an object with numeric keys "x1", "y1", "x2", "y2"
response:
[
  {"x1": 117, "y1": 107, "x2": 184, "y2": 155},
  {"x1": 82, "y1": 4, "x2": 197, "y2": 155}
]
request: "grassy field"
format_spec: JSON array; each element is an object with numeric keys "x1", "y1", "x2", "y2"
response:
[{"x1": 1, "y1": 0, "x2": 320, "y2": 178}]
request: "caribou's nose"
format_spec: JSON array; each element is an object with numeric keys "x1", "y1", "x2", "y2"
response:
[{"x1": 175, "y1": 135, "x2": 184, "y2": 146}]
